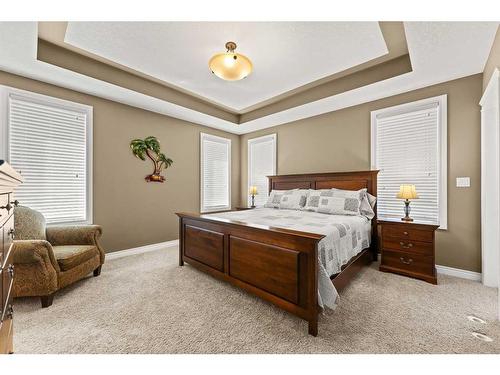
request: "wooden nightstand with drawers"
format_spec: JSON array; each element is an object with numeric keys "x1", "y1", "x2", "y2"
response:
[{"x1": 378, "y1": 218, "x2": 439, "y2": 284}]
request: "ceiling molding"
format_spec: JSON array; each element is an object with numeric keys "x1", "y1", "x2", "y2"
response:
[
  {"x1": 37, "y1": 39, "x2": 239, "y2": 123},
  {"x1": 239, "y1": 21, "x2": 409, "y2": 113},
  {"x1": 240, "y1": 53, "x2": 412, "y2": 123},
  {"x1": 37, "y1": 37, "x2": 412, "y2": 125},
  {"x1": 47, "y1": 22, "x2": 394, "y2": 111},
  {"x1": 37, "y1": 21, "x2": 240, "y2": 114},
  {"x1": 38, "y1": 22, "x2": 409, "y2": 116}
]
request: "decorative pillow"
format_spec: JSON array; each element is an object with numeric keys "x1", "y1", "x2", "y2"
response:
[
  {"x1": 304, "y1": 188, "x2": 364, "y2": 216},
  {"x1": 302, "y1": 189, "x2": 335, "y2": 212},
  {"x1": 264, "y1": 189, "x2": 287, "y2": 208},
  {"x1": 278, "y1": 189, "x2": 309, "y2": 210},
  {"x1": 359, "y1": 190, "x2": 376, "y2": 219},
  {"x1": 367, "y1": 192, "x2": 377, "y2": 209},
  {"x1": 332, "y1": 188, "x2": 376, "y2": 218}
]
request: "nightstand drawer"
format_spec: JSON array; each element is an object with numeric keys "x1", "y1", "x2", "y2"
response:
[
  {"x1": 382, "y1": 225, "x2": 434, "y2": 242},
  {"x1": 382, "y1": 238, "x2": 433, "y2": 256},
  {"x1": 381, "y1": 250, "x2": 434, "y2": 276}
]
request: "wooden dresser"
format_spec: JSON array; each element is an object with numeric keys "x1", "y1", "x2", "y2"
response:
[
  {"x1": 0, "y1": 161, "x2": 23, "y2": 354},
  {"x1": 378, "y1": 218, "x2": 439, "y2": 284}
]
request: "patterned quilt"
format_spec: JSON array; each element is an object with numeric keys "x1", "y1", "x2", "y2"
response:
[{"x1": 205, "y1": 208, "x2": 372, "y2": 309}]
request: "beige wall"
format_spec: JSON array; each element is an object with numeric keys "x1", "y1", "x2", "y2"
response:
[
  {"x1": 483, "y1": 26, "x2": 500, "y2": 91},
  {"x1": 240, "y1": 74, "x2": 483, "y2": 272},
  {"x1": 0, "y1": 70, "x2": 240, "y2": 252}
]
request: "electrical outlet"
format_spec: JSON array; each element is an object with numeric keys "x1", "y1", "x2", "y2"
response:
[{"x1": 456, "y1": 177, "x2": 470, "y2": 188}]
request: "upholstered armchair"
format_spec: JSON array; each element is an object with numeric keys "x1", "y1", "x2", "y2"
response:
[{"x1": 12, "y1": 206, "x2": 105, "y2": 307}]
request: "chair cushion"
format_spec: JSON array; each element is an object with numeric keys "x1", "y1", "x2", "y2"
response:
[
  {"x1": 52, "y1": 245, "x2": 99, "y2": 271},
  {"x1": 14, "y1": 206, "x2": 47, "y2": 240}
]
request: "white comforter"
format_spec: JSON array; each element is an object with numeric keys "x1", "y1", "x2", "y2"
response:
[{"x1": 205, "y1": 208, "x2": 371, "y2": 309}]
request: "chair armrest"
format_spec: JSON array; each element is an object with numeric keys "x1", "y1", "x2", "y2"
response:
[
  {"x1": 12, "y1": 240, "x2": 60, "y2": 272},
  {"x1": 46, "y1": 225, "x2": 102, "y2": 246}
]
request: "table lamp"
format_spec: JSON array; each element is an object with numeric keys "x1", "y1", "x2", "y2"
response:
[
  {"x1": 249, "y1": 186, "x2": 258, "y2": 208},
  {"x1": 396, "y1": 184, "x2": 419, "y2": 221}
]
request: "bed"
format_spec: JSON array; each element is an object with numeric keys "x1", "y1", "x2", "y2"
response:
[{"x1": 177, "y1": 170, "x2": 379, "y2": 336}]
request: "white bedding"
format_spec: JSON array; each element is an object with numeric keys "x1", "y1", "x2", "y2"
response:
[{"x1": 205, "y1": 207, "x2": 371, "y2": 310}]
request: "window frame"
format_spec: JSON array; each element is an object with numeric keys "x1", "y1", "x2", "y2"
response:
[
  {"x1": 200, "y1": 132, "x2": 231, "y2": 213},
  {"x1": 370, "y1": 94, "x2": 448, "y2": 229},
  {"x1": 0, "y1": 85, "x2": 93, "y2": 225},
  {"x1": 247, "y1": 133, "x2": 277, "y2": 207}
]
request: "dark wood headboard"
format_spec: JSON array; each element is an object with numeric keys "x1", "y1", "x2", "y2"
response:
[{"x1": 268, "y1": 170, "x2": 379, "y2": 197}]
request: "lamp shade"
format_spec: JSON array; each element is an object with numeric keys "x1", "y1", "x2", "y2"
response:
[
  {"x1": 396, "y1": 184, "x2": 419, "y2": 200},
  {"x1": 209, "y1": 42, "x2": 253, "y2": 81},
  {"x1": 249, "y1": 186, "x2": 258, "y2": 195}
]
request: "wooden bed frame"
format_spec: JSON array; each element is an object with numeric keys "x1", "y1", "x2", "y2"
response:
[{"x1": 177, "y1": 170, "x2": 379, "y2": 336}]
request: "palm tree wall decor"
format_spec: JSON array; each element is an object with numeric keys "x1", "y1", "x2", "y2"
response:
[{"x1": 130, "y1": 136, "x2": 173, "y2": 182}]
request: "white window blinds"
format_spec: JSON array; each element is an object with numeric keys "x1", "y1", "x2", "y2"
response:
[
  {"x1": 248, "y1": 134, "x2": 276, "y2": 206},
  {"x1": 371, "y1": 95, "x2": 447, "y2": 228},
  {"x1": 6, "y1": 91, "x2": 92, "y2": 224},
  {"x1": 200, "y1": 133, "x2": 231, "y2": 212}
]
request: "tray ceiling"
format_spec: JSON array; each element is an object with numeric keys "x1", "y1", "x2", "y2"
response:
[{"x1": 63, "y1": 22, "x2": 389, "y2": 111}]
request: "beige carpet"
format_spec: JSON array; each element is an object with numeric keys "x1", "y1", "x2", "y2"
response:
[{"x1": 13, "y1": 246, "x2": 500, "y2": 354}]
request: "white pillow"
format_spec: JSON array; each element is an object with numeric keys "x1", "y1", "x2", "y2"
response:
[
  {"x1": 332, "y1": 188, "x2": 376, "y2": 219},
  {"x1": 279, "y1": 189, "x2": 309, "y2": 210},
  {"x1": 304, "y1": 188, "x2": 365, "y2": 216},
  {"x1": 367, "y1": 192, "x2": 377, "y2": 209},
  {"x1": 359, "y1": 191, "x2": 376, "y2": 219},
  {"x1": 264, "y1": 189, "x2": 288, "y2": 208},
  {"x1": 264, "y1": 189, "x2": 308, "y2": 210}
]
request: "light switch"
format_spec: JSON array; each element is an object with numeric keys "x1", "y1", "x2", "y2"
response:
[{"x1": 456, "y1": 177, "x2": 470, "y2": 188}]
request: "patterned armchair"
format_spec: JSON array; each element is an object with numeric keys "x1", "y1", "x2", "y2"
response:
[{"x1": 12, "y1": 206, "x2": 105, "y2": 307}]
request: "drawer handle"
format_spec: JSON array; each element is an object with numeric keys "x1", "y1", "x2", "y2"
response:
[
  {"x1": 7, "y1": 228, "x2": 15, "y2": 240},
  {"x1": 399, "y1": 241, "x2": 413, "y2": 249},
  {"x1": 403, "y1": 231, "x2": 409, "y2": 235},
  {"x1": 8, "y1": 264, "x2": 14, "y2": 278},
  {"x1": 0, "y1": 202, "x2": 11, "y2": 212},
  {"x1": 400, "y1": 257, "x2": 413, "y2": 265},
  {"x1": 0, "y1": 200, "x2": 18, "y2": 213},
  {"x1": 6, "y1": 304, "x2": 13, "y2": 319}
]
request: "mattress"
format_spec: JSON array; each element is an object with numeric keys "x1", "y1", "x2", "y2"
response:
[{"x1": 206, "y1": 207, "x2": 372, "y2": 309}]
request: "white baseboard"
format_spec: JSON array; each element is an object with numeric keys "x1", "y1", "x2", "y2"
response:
[
  {"x1": 376, "y1": 254, "x2": 481, "y2": 281},
  {"x1": 106, "y1": 239, "x2": 179, "y2": 260},
  {"x1": 435, "y1": 264, "x2": 482, "y2": 281}
]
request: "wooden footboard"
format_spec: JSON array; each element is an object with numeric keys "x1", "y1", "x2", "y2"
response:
[
  {"x1": 177, "y1": 170, "x2": 379, "y2": 336},
  {"x1": 177, "y1": 213, "x2": 325, "y2": 336}
]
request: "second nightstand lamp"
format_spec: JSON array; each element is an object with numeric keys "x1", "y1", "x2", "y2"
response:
[
  {"x1": 249, "y1": 186, "x2": 258, "y2": 208},
  {"x1": 397, "y1": 184, "x2": 419, "y2": 222}
]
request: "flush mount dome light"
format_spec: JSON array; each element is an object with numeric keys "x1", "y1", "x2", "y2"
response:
[{"x1": 209, "y1": 41, "x2": 253, "y2": 81}]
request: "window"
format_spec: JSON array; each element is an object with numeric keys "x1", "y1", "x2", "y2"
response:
[
  {"x1": 248, "y1": 134, "x2": 276, "y2": 206},
  {"x1": 0, "y1": 86, "x2": 93, "y2": 224},
  {"x1": 371, "y1": 95, "x2": 447, "y2": 228},
  {"x1": 200, "y1": 133, "x2": 231, "y2": 213}
]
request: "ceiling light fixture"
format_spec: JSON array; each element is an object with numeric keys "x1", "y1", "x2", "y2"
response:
[{"x1": 209, "y1": 41, "x2": 253, "y2": 81}]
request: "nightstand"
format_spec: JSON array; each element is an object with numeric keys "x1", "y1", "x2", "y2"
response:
[
  {"x1": 378, "y1": 218, "x2": 439, "y2": 284},
  {"x1": 235, "y1": 206, "x2": 255, "y2": 211}
]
